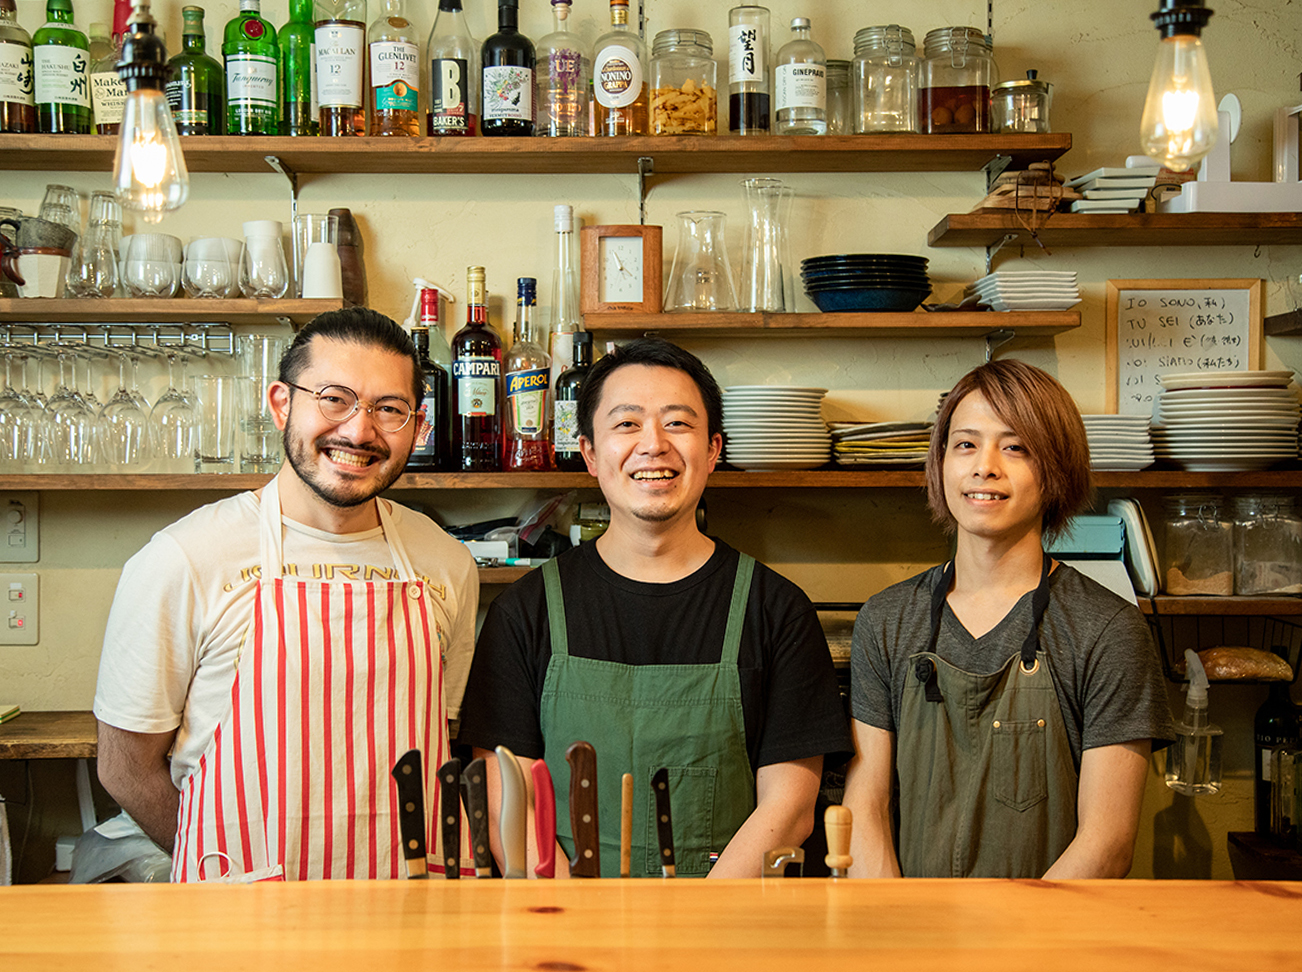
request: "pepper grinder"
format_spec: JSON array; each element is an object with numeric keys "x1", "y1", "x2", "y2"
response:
[{"x1": 328, "y1": 207, "x2": 366, "y2": 307}]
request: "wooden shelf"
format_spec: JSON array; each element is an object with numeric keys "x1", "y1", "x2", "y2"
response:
[
  {"x1": 0, "y1": 133, "x2": 1071, "y2": 175},
  {"x1": 0, "y1": 710, "x2": 97, "y2": 759},
  {"x1": 478, "y1": 566, "x2": 533, "y2": 584},
  {"x1": 927, "y1": 212, "x2": 1302, "y2": 248},
  {"x1": 586, "y1": 310, "x2": 1080, "y2": 338},
  {"x1": 1139, "y1": 596, "x2": 1302, "y2": 616},
  {"x1": 0, "y1": 297, "x2": 341, "y2": 325},
  {"x1": 1265, "y1": 309, "x2": 1302, "y2": 336}
]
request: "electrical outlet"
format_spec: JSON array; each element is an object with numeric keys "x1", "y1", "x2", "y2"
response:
[
  {"x1": 0, "y1": 573, "x2": 37, "y2": 645},
  {"x1": 0, "y1": 492, "x2": 38, "y2": 563}
]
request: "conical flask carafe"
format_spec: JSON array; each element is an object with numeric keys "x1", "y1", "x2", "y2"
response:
[
  {"x1": 665, "y1": 211, "x2": 738, "y2": 312},
  {"x1": 741, "y1": 177, "x2": 794, "y2": 312}
]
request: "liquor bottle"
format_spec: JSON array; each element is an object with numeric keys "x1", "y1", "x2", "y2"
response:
[
  {"x1": 368, "y1": 0, "x2": 419, "y2": 136},
  {"x1": 278, "y1": 0, "x2": 317, "y2": 135},
  {"x1": 592, "y1": 0, "x2": 647, "y2": 136},
  {"x1": 407, "y1": 288, "x2": 452, "y2": 472},
  {"x1": 503, "y1": 277, "x2": 552, "y2": 472},
  {"x1": 33, "y1": 0, "x2": 90, "y2": 134},
  {"x1": 223, "y1": 0, "x2": 279, "y2": 135},
  {"x1": 315, "y1": 0, "x2": 366, "y2": 136},
  {"x1": 728, "y1": 4, "x2": 770, "y2": 135},
  {"x1": 86, "y1": 20, "x2": 109, "y2": 62},
  {"x1": 1254, "y1": 678, "x2": 1299, "y2": 836},
  {"x1": 547, "y1": 203, "x2": 582, "y2": 417},
  {"x1": 426, "y1": 0, "x2": 477, "y2": 136},
  {"x1": 0, "y1": 0, "x2": 36, "y2": 134},
  {"x1": 88, "y1": 0, "x2": 128, "y2": 134},
  {"x1": 167, "y1": 5, "x2": 225, "y2": 136},
  {"x1": 774, "y1": 17, "x2": 825, "y2": 135},
  {"x1": 452, "y1": 266, "x2": 503, "y2": 472},
  {"x1": 552, "y1": 330, "x2": 591, "y2": 471},
  {"x1": 534, "y1": 0, "x2": 587, "y2": 137},
  {"x1": 480, "y1": 0, "x2": 533, "y2": 137}
]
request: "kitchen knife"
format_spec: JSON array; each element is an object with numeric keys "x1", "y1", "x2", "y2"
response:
[
  {"x1": 824, "y1": 805, "x2": 853, "y2": 878},
  {"x1": 461, "y1": 756, "x2": 493, "y2": 878},
  {"x1": 531, "y1": 759, "x2": 557, "y2": 878},
  {"x1": 495, "y1": 745, "x2": 528, "y2": 879},
  {"x1": 390, "y1": 748, "x2": 427, "y2": 880},
  {"x1": 436, "y1": 757, "x2": 462, "y2": 879},
  {"x1": 651, "y1": 767, "x2": 675, "y2": 879},
  {"x1": 620, "y1": 772, "x2": 633, "y2": 879},
  {"x1": 565, "y1": 741, "x2": 600, "y2": 878}
]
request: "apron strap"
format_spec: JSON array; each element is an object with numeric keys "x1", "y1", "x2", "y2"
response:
[
  {"x1": 542, "y1": 557, "x2": 569, "y2": 659},
  {"x1": 719, "y1": 554, "x2": 755, "y2": 668},
  {"x1": 1020, "y1": 552, "x2": 1053, "y2": 668}
]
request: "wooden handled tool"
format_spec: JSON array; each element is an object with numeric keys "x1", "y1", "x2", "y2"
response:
[
  {"x1": 824, "y1": 805, "x2": 853, "y2": 878},
  {"x1": 620, "y1": 773, "x2": 633, "y2": 878}
]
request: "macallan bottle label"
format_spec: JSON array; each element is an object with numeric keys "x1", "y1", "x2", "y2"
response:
[
  {"x1": 593, "y1": 43, "x2": 639, "y2": 108},
  {"x1": 0, "y1": 43, "x2": 34, "y2": 104},
  {"x1": 554, "y1": 400, "x2": 579, "y2": 451},
  {"x1": 506, "y1": 368, "x2": 548, "y2": 435},
  {"x1": 226, "y1": 53, "x2": 277, "y2": 108},
  {"x1": 371, "y1": 39, "x2": 418, "y2": 110},
  {"x1": 429, "y1": 56, "x2": 467, "y2": 131},
  {"x1": 482, "y1": 64, "x2": 531, "y2": 121},
  {"x1": 34, "y1": 45, "x2": 88, "y2": 107},
  {"x1": 453, "y1": 357, "x2": 500, "y2": 416},
  {"x1": 728, "y1": 24, "x2": 764, "y2": 84},
  {"x1": 316, "y1": 22, "x2": 364, "y2": 109},
  {"x1": 90, "y1": 70, "x2": 125, "y2": 123}
]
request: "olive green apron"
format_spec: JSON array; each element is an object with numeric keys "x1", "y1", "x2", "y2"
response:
[
  {"x1": 538, "y1": 553, "x2": 757, "y2": 877},
  {"x1": 896, "y1": 554, "x2": 1079, "y2": 878}
]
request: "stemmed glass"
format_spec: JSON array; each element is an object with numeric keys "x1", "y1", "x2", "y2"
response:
[
  {"x1": 100, "y1": 351, "x2": 151, "y2": 469},
  {"x1": 0, "y1": 350, "x2": 41, "y2": 470},
  {"x1": 47, "y1": 351, "x2": 98, "y2": 466},
  {"x1": 150, "y1": 348, "x2": 198, "y2": 471}
]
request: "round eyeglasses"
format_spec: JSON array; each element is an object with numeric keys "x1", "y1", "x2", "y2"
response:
[{"x1": 284, "y1": 381, "x2": 414, "y2": 432}]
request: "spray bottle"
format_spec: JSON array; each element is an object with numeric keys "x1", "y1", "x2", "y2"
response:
[
  {"x1": 403, "y1": 277, "x2": 454, "y2": 368},
  {"x1": 1165, "y1": 649, "x2": 1223, "y2": 795}
]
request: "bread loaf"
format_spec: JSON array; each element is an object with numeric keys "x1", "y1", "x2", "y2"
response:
[{"x1": 1196, "y1": 647, "x2": 1294, "y2": 682}]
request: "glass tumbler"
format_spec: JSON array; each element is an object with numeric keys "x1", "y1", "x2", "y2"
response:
[
  {"x1": 740, "y1": 177, "x2": 794, "y2": 312},
  {"x1": 665, "y1": 211, "x2": 737, "y2": 312},
  {"x1": 291, "y1": 213, "x2": 339, "y2": 297},
  {"x1": 239, "y1": 220, "x2": 289, "y2": 299}
]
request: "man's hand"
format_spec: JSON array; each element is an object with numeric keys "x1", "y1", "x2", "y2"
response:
[
  {"x1": 843, "y1": 720, "x2": 902, "y2": 878},
  {"x1": 96, "y1": 721, "x2": 180, "y2": 855},
  {"x1": 1042, "y1": 739, "x2": 1151, "y2": 879},
  {"x1": 708, "y1": 756, "x2": 822, "y2": 878}
]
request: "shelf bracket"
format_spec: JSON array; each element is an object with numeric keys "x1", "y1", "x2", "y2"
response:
[
  {"x1": 984, "y1": 328, "x2": 1015, "y2": 362},
  {"x1": 637, "y1": 156, "x2": 654, "y2": 225},
  {"x1": 983, "y1": 153, "x2": 1012, "y2": 190},
  {"x1": 264, "y1": 155, "x2": 300, "y2": 224},
  {"x1": 984, "y1": 232, "x2": 1018, "y2": 275}
]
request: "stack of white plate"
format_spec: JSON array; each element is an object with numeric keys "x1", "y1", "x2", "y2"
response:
[
  {"x1": 1063, "y1": 163, "x2": 1158, "y2": 213},
  {"x1": 1151, "y1": 370, "x2": 1300, "y2": 472},
  {"x1": 1081, "y1": 415, "x2": 1154, "y2": 471},
  {"x1": 965, "y1": 270, "x2": 1081, "y2": 312},
  {"x1": 722, "y1": 386, "x2": 831, "y2": 471}
]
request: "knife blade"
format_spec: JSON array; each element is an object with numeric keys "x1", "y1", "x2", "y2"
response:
[
  {"x1": 461, "y1": 756, "x2": 493, "y2": 878},
  {"x1": 565, "y1": 741, "x2": 600, "y2": 878},
  {"x1": 620, "y1": 772, "x2": 633, "y2": 878},
  {"x1": 390, "y1": 748, "x2": 428, "y2": 880},
  {"x1": 824, "y1": 805, "x2": 853, "y2": 878},
  {"x1": 531, "y1": 759, "x2": 557, "y2": 878},
  {"x1": 436, "y1": 757, "x2": 462, "y2": 879},
  {"x1": 495, "y1": 745, "x2": 528, "y2": 879},
  {"x1": 652, "y1": 767, "x2": 675, "y2": 878}
]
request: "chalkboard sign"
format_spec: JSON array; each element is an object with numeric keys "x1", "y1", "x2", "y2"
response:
[{"x1": 1106, "y1": 278, "x2": 1263, "y2": 414}]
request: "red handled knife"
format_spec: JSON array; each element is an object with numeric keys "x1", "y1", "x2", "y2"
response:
[
  {"x1": 565, "y1": 741, "x2": 600, "y2": 878},
  {"x1": 531, "y1": 759, "x2": 557, "y2": 878}
]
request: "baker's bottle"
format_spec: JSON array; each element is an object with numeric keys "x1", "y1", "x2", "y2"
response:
[
  {"x1": 592, "y1": 0, "x2": 647, "y2": 135},
  {"x1": 88, "y1": 0, "x2": 128, "y2": 134},
  {"x1": 1254, "y1": 678, "x2": 1299, "y2": 836},
  {"x1": 480, "y1": 0, "x2": 533, "y2": 136},
  {"x1": 407, "y1": 288, "x2": 452, "y2": 472},
  {"x1": 278, "y1": 0, "x2": 317, "y2": 135},
  {"x1": 552, "y1": 330, "x2": 592, "y2": 471},
  {"x1": 167, "y1": 5, "x2": 225, "y2": 135},
  {"x1": 368, "y1": 0, "x2": 419, "y2": 136},
  {"x1": 503, "y1": 277, "x2": 552, "y2": 472},
  {"x1": 452, "y1": 267, "x2": 503, "y2": 472},
  {"x1": 315, "y1": 0, "x2": 366, "y2": 136},
  {"x1": 773, "y1": 16, "x2": 825, "y2": 135},
  {"x1": 223, "y1": 0, "x2": 279, "y2": 135},
  {"x1": 534, "y1": 0, "x2": 587, "y2": 137},
  {"x1": 426, "y1": 0, "x2": 477, "y2": 135},
  {"x1": 0, "y1": 0, "x2": 36, "y2": 133},
  {"x1": 33, "y1": 0, "x2": 91, "y2": 134}
]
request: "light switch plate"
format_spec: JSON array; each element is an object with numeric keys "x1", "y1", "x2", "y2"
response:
[
  {"x1": 0, "y1": 492, "x2": 38, "y2": 563},
  {"x1": 0, "y1": 572, "x2": 38, "y2": 645}
]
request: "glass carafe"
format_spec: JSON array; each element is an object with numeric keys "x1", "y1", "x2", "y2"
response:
[
  {"x1": 665, "y1": 211, "x2": 737, "y2": 312},
  {"x1": 740, "y1": 177, "x2": 793, "y2": 312}
]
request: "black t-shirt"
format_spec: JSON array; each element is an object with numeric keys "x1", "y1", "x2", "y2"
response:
[{"x1": 458, "y1": 539, "x2": 854, "y2": 771}]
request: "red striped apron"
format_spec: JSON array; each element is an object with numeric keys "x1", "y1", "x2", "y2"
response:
[{"x1": 171, "y1": 478, "x2": 461, "y2": 882}]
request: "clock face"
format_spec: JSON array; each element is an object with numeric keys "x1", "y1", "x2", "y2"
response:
[{"x1": 598, "y1": 236, "x2": 644, "y2": 303}]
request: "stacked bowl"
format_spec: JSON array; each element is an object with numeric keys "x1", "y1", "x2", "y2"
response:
[
  {"x1": 801, "y1": 254, "x2": 931, "y2": 312},
  {"x1": 722, "y1": 386, "x2": 831, "y2": 471}
]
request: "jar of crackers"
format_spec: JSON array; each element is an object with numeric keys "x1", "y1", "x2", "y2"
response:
[{"x1": 651, "y1": 29, "x2": 718, "y2": 136}]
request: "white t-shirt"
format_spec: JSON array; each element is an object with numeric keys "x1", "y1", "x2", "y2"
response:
[{"x1": 93, "y1": 491, "x2": 478, "y2": 790}]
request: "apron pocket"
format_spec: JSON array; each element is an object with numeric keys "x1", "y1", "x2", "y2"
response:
[
  {"x1": 646, "y1": 766, "x2": 716, "y2": 876},
  {"x1": 993, "y1": 720, "x2": 1048, "y2": 812}
]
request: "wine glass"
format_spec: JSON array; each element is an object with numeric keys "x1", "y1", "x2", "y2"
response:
[
  {"x1": 0, "y1": 350, "x2": 40, "y2": 470},
  {"x1": 150, "y1": 349, "x2": 197, "y2": 471},
  {"x1": 47, "y1": 351, "x2": 98, "y2": 466},
  {"x1": 100, "y1": 351, "x2": 151, "y2": 469}
]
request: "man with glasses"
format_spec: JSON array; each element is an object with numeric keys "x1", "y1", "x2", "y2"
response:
[{"x1": 94, "y1": 308, "x2": 478, "y2": 882}]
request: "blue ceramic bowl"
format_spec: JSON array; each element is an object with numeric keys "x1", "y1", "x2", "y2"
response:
[{"x1": 806, "y1": 287, "x2": 931, "y2": 312}]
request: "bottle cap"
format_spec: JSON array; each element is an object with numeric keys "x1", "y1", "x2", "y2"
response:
[
  {"x1": 517, "y1": 277, "x2": 537, "y2": 304},
  {"x1": 791, "y1": 17, "x2": 810, "y2": 28},
  {"x1": 574, "y1": 331, "x2": 593, "y2": 346},
  {"x1": 554, "y1": 204, "x2": 574, "y2": 232},
  {"x1": 467, "y1": 265, "x2": 485, "y2": 283}
]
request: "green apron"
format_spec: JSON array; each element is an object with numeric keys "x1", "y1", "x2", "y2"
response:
[
  {"x1": 896, "y1": 554, "x2": 1079, "y2": 878},
  {"x1": 538, "y1": 553, "x2": 757, "y2": 877}
]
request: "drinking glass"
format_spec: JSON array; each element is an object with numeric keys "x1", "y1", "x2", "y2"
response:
[
  {"x1": 239, "y1": 221, "x2": 289, "y2": 299},
  {"x1": 47, "y1": 351, "x2": 98, "y2": 466},
  {"x1": 150, "y1": 349, "x2": 198, "y2": 471},
  {"x1": 740, "y1": 177, "x2": 794, "y2": 312},
  {"x1": 182, "y1": 238, "x2": 238, "y2": 299},
  {"x1": 67, "y1": 223, "x2": 119, "y2": 298},
  {"x1": 0, "y1": 350, "x2": 40, "y2": 470},
  {"x1": 100, "y1": 352, "x2": 151, "y2": 468},
  {"x1": 292, "y1": 213, "x2": 339, "y2": 297},
  {"x1": 123, "y1": 234, "x2": 184, "y2": 298},
  {"x1": 38, "y1": 184, "x2": 81, "y2": 232},
  {"x1": 192, "y1": 375, "x2": 237, "y2": 472},
  {"x1": 664, "y1": 211, "x2": 738, "y2": 312}
]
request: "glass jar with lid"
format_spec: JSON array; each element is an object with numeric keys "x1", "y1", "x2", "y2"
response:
[
  {"x1": 851, "y1": 24, "x2": 917, "y2": 133},
  {"x1": 650, "y1": 28, "x2": 717, "y2": 135},
  {"x1": 919, "y1": 26, "x2": 995, "y2": 134},
  {"x1": 992, "y1": 69, "x2": 1052, "y2": 133},
  {"x1": 1161, "y1": 493, "x2": 1233, "y2": 596},
  {"x1": 825, "y1": 59, "x2": 850, "y2": 134},
  {"x1": 1231, "y1": 494, "x2": 1302, "y2": 595}
]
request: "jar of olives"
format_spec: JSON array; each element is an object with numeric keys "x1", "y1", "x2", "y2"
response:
[{"x1": 919, "y1": 26, "x2": 994, "y2": 134}]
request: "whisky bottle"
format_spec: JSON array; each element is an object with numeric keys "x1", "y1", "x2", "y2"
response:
[
  {"x1": 278, "y1": 0, "x2": 317, "y2": 135},
  {"x1": 407, "y1": 288, "x2": 452, "y2": 472},
  {"x1": 452, "y1": 267, "x2": 503, "y2": 472},
  {"x1": 592, "y1": 0, "x2": 647, "y2": 135},
  {"x1": 315, "y1": 0, "x2": 365, "y2": 136},
  {"x1": 88, "y1": 0, "x2": 127, "y2": 133},
  {"x1": 504, "y1": 277, "x2": 552, "y2": 472},
  {"x1": 223, "y1": 0, "x2": 279, "y2": 135},
  {"x1": 0, "y1": 0, "x2": 36, "y2": 134},
  {"x1": 534, "y1": 0, "x2": 586, "y2": 137},
  {"x1": 167, "y1": 5, "x2": 225, "y2": 135},
  {"x1": 480, "y1": 0, "x2": 532, "y2": 137},
  {"x1": 552, "y1": 330, "x2": 592, "y2": 471},
  {"x1": 368, "y1": 0, "x2": 418, "y2": 136},
  {"x1": 33, "y1": 0, "x2": 90, "y2": 134},
  {"x1": 426, "y1": 0, "x2": 477, "y2": 136}
]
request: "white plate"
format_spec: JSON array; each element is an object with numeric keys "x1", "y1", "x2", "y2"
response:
[
  {"x1": 829, "y1": 421, "x2": 931, "y2": 436},
  {"x1": 1091, "y1": 448, "x2": 1156, "y2": 457},
  {"x1": 1091, "y1": 459, "x2": 1156, "y2": 471},
  {"x1": 1171, "y1": 457, "x2": 1290, "y2": 472},
  {"x1": 1155, "y1": 408, "x2": 1300, "y2": 421},
  {"x1": 1087, "y1": 433, "x2": 1152, "y2": 444},
  {"x1": 725, "y1": 385, "x2": 828, "y2": 395},
  {"x1": 1107, "y1": 498, "x2": 1160, "y2": 596},
  {"x1": 974, "y1": 270, "x2": 1078, "y2": 284},
  {"x1": 729, "y1": 458, "x2": 831, "y2": 470},
  {"x1": 1159, "y1": 388, "x2": 1298, "y2": 403},
  {"x1": 984, "y1": 298, "x2": 1083, "y2": 312},
  {"x1": 1155, "y1": 448, "x2": 1297, "y2": 458},
  {"x1": 1159, "y1": 370, "x2": 1295, "y2": 390},
  {"x1": 726, "y1": 437, "x2": 832, "y2": 446},
  {"x1": 1152, "y1": 432, "x2": 1297, "y2": 444},
  {"x1": 724, "y1": 406, "x2": 825, "y2": 416},
  {"x1": 835, "y1": 456, "x2": 927, "y2": 466}
]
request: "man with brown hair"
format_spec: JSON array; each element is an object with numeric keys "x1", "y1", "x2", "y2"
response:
[{"x1": 843, "y1": 359, "x2": 1172, "y2": 879}]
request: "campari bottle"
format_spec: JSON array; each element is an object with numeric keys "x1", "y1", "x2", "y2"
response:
[{"x1": 452, "y1": 266, "x2": 503, "y2": 472}]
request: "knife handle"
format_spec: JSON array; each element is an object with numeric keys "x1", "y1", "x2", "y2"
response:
[
  {"x1": 531, "y1": 759, "x2": 556, "y2": 879},
  {"x1": 461, "y1": 757, "x2": 493, "y2": 877},
  {"x1": 652, "y1": 767, "x2": 675, "y2": 878},
  {"x1": 824, "y1": 805, "x2": 853, "y2": 877},
  {"x1": 391, "y1": 748, "x2": 428, "y2": 880},
  {"x1": 565, "y1": 741, "x2": 600, "y2": 878},
  {"x1": 620, "y1": 773, "x2": 633, "y2": 879},
  {"x1": 437, "y1": 757, "x2": 462, "y2": 879},
  {"x1": 495, "y1": 745, "x2": 528, "y2": 879}
]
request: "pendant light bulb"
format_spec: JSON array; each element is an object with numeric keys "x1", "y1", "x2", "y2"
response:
[{"x1": 1139, "y1": 1, "x2": 1217, "y2": 172}]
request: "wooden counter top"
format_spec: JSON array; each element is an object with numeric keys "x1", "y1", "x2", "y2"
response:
[
  {"x1": 3, "y1": 879, "x2": 1299, "y2": 971},
  {"x1": 0, "y1": 710, "x2": 97, "y2": 759}
]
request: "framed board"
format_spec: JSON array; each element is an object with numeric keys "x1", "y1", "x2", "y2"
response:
[{"x1": 1106, "y1": 278, "x2": 1263, "y2": 415}]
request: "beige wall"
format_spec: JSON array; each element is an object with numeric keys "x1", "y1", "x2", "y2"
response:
[{"x1": 3, "y1": 0, "x2": 1302, "y2": 881}]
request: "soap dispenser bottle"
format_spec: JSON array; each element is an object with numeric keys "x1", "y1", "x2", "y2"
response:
[{"x1": 1165, "y1": 649, "x2": 1223, "y2": 795}]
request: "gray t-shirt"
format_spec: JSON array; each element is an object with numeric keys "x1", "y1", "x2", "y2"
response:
[{"x1": 851, "y1": 563, "x2": 1175, "y2": 768}]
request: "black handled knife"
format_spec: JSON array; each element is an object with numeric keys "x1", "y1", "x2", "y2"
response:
[
  {"x1": 436, "y1": 757, "x2": 462, "y2": 879},
  {"x1": 461, "y1": 756, "x2": 493, "y2": 878},
  {"x1": 566, "y1": 741, "x2": 600, "y2": 878},
  {"x1": 391, "y1": 748, "x2": 428, "y2": 880},
  {"x1": 652, "y1": 767, "x2": 675, "y2": 878}
]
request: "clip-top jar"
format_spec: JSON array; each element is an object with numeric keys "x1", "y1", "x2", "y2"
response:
[
  {"x1": 1231, "y1": 494, "x2": 1302, "y2": 595},
  {"x1": 825, "y1": 59, "x2": 850, "y2": 134},
  {"x1": 1161, "y1": 493, "x2": 1233, "y2": 596},
  {"x1": 992, "y1": 69, "x2": 1052, "y2": 133},
  {"x1": 851, "y1": 24, "x2": 917, "y2": 133},
  {"x1": 919, "y1": 26, "x2": 994, "y2": 134},
  {"x1": 651, "y1": 29, "x2": 717, "y2": 135}
]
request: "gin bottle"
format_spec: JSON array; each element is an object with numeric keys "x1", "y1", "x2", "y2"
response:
[
  {"x1": 426, "y1": 0, "x2": 477, "y2": 136},
  {"x1": 0, "y1": 0, "x2": 36, "y2": 133},
  {"x1": 278, "y1": 0, "x2": 317, "y2": 135},
  {"x1": 774, "y1": 17, "x2": 825, "y2": 135},
  {"x1": 368, "y1": 0, "x2": 419, "y2": 136},
  {"x1": 452, "y1": 267, "x2": 503, "y2": 472},
  {"x1": 315, "y1": 0, "x2": 366, "y2": 136},
  {"x1": 592, "y1": 0, "x2": 647, "y2": 135},
  {"x1": 504, "y1": 277, "x2": 552, "y2": 471},
  {"x1": 33, "y1": 0, "x2": 90, "y2": 134},
  {"x1": 223, "y1": 0, "x2": 279, "y2": 135},
  {"x1": 88, "y1": 0, "x2": 127, "y2": 133},
  {"x1": 481, "y1": 0, "x2": 533, "y2": 137},
  {"x1": 547, "y1": 203, "x2": 583, "y2": 420},
  {"x1": 534, "y1": 0, "x2": 587, "y2": 137},
  {"x1": 167, "y1": 5, "x2": 225, "y2": 135}
]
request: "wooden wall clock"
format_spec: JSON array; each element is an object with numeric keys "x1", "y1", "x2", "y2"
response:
[{"x1": 580, "y1": 224, "x2": 663, "y2": 314}]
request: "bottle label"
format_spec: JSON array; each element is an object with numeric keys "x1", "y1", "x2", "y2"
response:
[
  {"x1": 309, "y1": 41, "x2": 319, "y2": 116},
  {"x1": 90, "y1": 70, "x2": 126, "y2": 124},
  {"x1": 411, "y1": 391, "x2": 441, "y2": 457},
  {"x1": 34, "y1": 44, "x2": 89, "y2": 107},
  {"x1": 545, "y1": 46, "x2": 583, "y2": 102},
  {"x1": 554, "y1": 399, "x2": 580, "y2": 452},
  {"x1": 370, "y1": 39, "x2": 418, "y2": 111},
  {"x1": 482, "y1": 64, "x2": 531, "y2": 121},
  {"x1": 506, "y1": 368, "x2": 549, "y2": 435},
  {"x1": 593, "y1": 43, "x2": 641, "y2": 109},
  {"x1": 0, "y1": 41, "x2": 35, "y2": 105},
  {"x1": 728, "y1": 24, "x2": 765, "y2": 85},
  {"x1": 453, "y1": 357, "x2": 500, "y2": 417},
  {"x1": 315, "y1": 22, "x2": 364, "y2": 109},
  {"x1": 775, "y1": 63, "x2": 824, "y2": 111},
  {"x1": 225, "y1": 53, "x2": 277, "y2": 108},
  {"x1": 429, "y1": 57, "x2": 468, "y2": 132}
]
